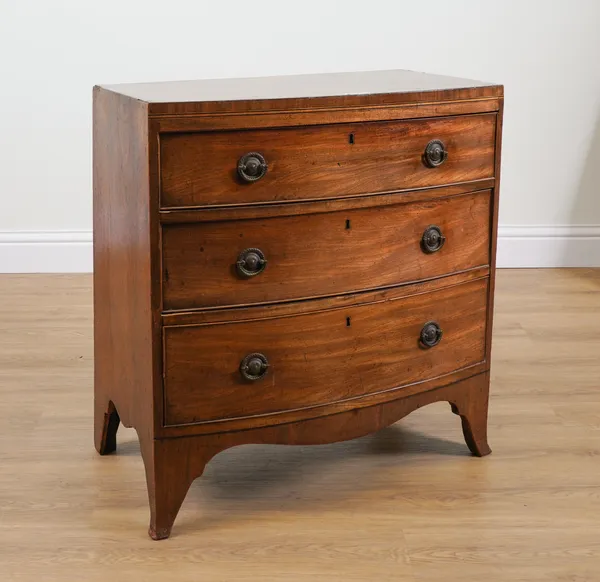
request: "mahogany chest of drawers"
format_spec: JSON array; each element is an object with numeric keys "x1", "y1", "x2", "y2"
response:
[{"x1": 93, "y1": 69, "x2": 503, "y2": 540}]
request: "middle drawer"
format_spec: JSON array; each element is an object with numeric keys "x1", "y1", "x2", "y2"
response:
[{"x1": 162, "y1": 190, "x2": 490, "y2": 311}]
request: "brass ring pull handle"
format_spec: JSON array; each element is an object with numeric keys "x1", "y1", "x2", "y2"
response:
[
  {"x1": 240, "y1": 353, "x2": 269, "y2": 381},
  {"x1": 236, "y1": 248, "x2": 267, "y2": 278},
  {"x1": 419, "y1": 321, "x2": 443, "y2": 349},
  {"x1": 421, "y1": 225, "x2": 446, "y2": 254},
  {"x1": 237, "y1": 152, "x2": 268, "y2": 182},
  {"x1": 423, "y1": 139, "x2": 448, "y2": 168}
]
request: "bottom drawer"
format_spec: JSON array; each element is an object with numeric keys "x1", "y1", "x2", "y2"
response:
[{"x1": 163, "y1": 278, "x2": 488, "y2": 426}]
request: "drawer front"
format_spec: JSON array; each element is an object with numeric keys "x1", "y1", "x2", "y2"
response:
[
  {"x1": 163, "y1": 277, "x2": 488, "y2": 426},
  {"x1": 160, "y1": 114, "x2": 496, "y2": 208},
  {"x1": 162, "y1": 190, "x2": 490, "y2": 310}
]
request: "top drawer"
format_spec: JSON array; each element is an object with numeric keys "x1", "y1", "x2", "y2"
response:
[{"x1": 159, "y1": 114, "x2": 496, "y2": 208}]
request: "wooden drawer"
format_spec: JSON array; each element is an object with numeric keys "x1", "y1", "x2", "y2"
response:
[
  {"x1": 160, "y1": 114, "x2": 496, "y2": 208},
  {"x1": 163, "y1": 277, "x2": 488, "y2": 426},
  {"x1": 162, "y1": 190, "x2": 490, "y2": 311}
]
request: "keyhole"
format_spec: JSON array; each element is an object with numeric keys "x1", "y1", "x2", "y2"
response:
[
  {"x1": 349, "y1": 133, "x2": 355, "y2": 144},
  {"x1": 345, "y1": 219, "x2": 351, "y2": 230},
  {"x1": 346, "y1": 317, "x2": 351, "y2": 327}
]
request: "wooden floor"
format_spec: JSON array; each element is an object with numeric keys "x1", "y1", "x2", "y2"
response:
[{"x1": 1, "y1": 269, "x2": 600, "y2": 581}]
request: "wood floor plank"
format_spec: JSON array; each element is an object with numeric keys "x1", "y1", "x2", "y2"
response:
[{"x1": 0, "y1": 270, "x2": 599, "y2": 580}]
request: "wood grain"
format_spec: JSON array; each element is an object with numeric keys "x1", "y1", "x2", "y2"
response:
[
  {"x1": 159, "y1": 362, "x2": 488, "y2": 439},
  {"x1": 92, "y1": 88, "x2": 155, "y2": 445},
  {"x1": 99, "y1": 68, "x2": 502, "y2": 116},
  {"x1": 161, "y1": 267, "x2": 490, "y2": 327},
  {"x1": 162, "y1": 190, "x2": 491, "y2": 310},
  {"x1": 159, "y1": 114, "x2": 496, "y2": 208},
  {"x1": 163, "y1": 278, "x2": 488, "y2": 426},
  {"x1": 158, "y1": 181, "x2": 496, "y2": 224},
  {"x1": 94, "y1": 73, "x2": 501, "y2": 540},
  {"x1": 152, "y1": 99, "x2": 501, "y2": 131},
  {"x1": 486, "y1": 104, "x2": 504, "y2": 365},
  {"x1": 152, "y1": 373, "x2": 491, "y2": 538},
  {"x1": 2, "y1": 270, "x2": 600, "y2": 579}
]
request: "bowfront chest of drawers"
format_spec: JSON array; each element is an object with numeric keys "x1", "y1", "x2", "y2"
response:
[{"x1": 93, "y1": 70, "x2": 503, "y2": 539}]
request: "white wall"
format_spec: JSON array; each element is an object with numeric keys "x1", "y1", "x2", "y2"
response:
[{"x1": 1, "y1": 0, "x2": 599, "y2": 271}]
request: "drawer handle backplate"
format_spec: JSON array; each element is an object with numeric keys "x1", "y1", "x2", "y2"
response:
[
  {"x1": 423, "y1": 139, "x2": 448, "y2": 168},
  {"x1": 240, "y1": 353, "x2": 269, "y2": 381},
  {"x1": 419, "y1": 321, "x2": 443, "y2": 349},
  {"x1": 236, "y1": 248, "x2": 267, "y2": 278},
  {"x1": 421, "y1": 225, "x2": 446, "y2": 254},
  {"x1": 237, "y1": 152, "x2": 268, "y2": 182}
]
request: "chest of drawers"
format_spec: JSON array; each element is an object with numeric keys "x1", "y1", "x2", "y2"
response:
[{"x1": 93, "y1": 69, "x2": 503, "y2": 540}]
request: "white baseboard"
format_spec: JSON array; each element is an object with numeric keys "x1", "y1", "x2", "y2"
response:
[
  {"x1": 0, "y1": 226, "x2": 599, "y2": 273},
  {"x1": 496, "y1": 225, "x2": 600, "y2": 268},
  {"x1": 0, "y1": 231, "x2": 93, "y2": 273}
]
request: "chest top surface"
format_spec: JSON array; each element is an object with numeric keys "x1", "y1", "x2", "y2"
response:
[{"x1": 97, "y1": 69, "x2": 502, "y2": 116}]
